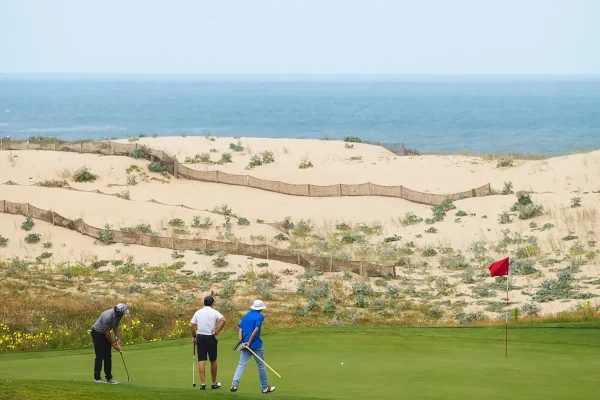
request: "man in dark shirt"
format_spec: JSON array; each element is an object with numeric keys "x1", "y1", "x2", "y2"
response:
[
  {"x1": 91, "y1": 303, "x2": 129, "y2": 384},
  {"x1": 230, "y1": 300, "x2": 275, "y2": 394}
]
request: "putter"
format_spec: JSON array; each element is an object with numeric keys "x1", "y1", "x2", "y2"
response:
[
  {"x1": 119, "y1": 351, "x2": 132, "y2": 382},
  {"x1": 192, "y1": 342, "x2": 196, "y2": 387},
  {"x1": 234, "y1": 343, "x2": 282, "y2": 379}
]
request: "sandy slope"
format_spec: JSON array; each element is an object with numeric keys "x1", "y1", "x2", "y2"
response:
[{"x1": 1, "y1": 137, "x2": 600, "y2": 316}]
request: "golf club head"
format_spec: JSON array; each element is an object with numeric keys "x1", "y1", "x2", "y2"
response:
[{"x1": 234, "y1": 343, "x2": 246, "y2": 352}]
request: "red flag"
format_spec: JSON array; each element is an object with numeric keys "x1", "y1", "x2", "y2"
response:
[{"x1": 489, "y1": 257, "x2": 509, "y2": 277}]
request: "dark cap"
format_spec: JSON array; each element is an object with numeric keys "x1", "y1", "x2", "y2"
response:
[{"x1": 204, "y1": 296, "x2": 215, "y2": 306}]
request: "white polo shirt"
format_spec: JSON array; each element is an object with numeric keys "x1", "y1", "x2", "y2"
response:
[{"x1": 190, "y1": 306, "x2": 224, "y2": 335}]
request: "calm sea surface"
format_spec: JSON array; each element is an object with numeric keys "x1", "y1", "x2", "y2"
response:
[{"x1": 0, "y1": 76, "x2": 599, "y2": 155}]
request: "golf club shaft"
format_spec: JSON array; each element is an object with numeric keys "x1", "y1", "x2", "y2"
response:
[
  {"x1": 120, "y1": 352, "x2": 131, "y2": 381},
  {"x1": 245, "y1": 347, "x2": 281, "y2": 378},
  {"x1": 192, "y1": 341, "x2": 196, "y2": 387}
]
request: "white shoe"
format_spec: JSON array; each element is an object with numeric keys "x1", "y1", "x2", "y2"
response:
[
  {"x1": 262, "y1": 386, "x2": 276, "y2": 393},
  {"x1": 94, "y1": 379, "x2": 105, "y2": 384},
  {"x1": 107, "y1": 378, "x2": 119, "y2": 384}
]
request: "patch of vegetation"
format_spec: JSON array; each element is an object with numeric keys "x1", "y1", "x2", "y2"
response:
[
  {"x1": 99, "y1": 224, "x2": 114, "y2": 245},
  {"x1": 213, "y1": 204, "x2": 232, "y2": 216},
  {"x1": 501, "y1": 181, "x2": 514, "y2": 195},
  {"x1": 274, "y1": 233, "x2": 288, "y2": 241},
  {"x1": 21, "y1": 214, "x2": 34, "y2": 231},
  {"x1": 184, "y1": 153, "x2": 211, "y2": 164},
  {"x1": 498, "y1": 211, "x2": 513, "y2": 224},
  {"x1": 292, "y1": 219, "x2": 313, "y2": 236},
  {"x1": 39, "y1": 179, "x2": 69, "y2": 188},
  {"x1": 455, "y1": 210, "x2": 467, "y2": 217},
  {"x1": 344, "y1": 136, "x2": 364, "y2": 143},
  {"x1": 534, "y1": 268, "x2": 595, "y2": 302},
  {"x1": 510, "y1": 258, "x2": 538, "y2": 276},
  {"x1": 43, "y1": 241, "x2": 52, "y2": 248},
  {"x1": 400, "y1": 212, "x2": 423, "y2": 226},
  {"x1": 521, "y1": 302, "x2": 541, "y2": 316},
  {"x1": 0, "y1": 235, "x2": 8, "y2": 247},
  {"x1": 383, "y1": 234, "x2": 401, "y2": 243},
  {"x1": 562, "y1": 234, "x2": 578, "y2": 241},
  {"x1": 237, "y1": 217, "x2": 250, "y2": 226},
  {"x1": 148, "y1": 162, "x2": 166, "y2": 172},
  {"x1": 571, "y1": 197, "x2": 582, "y2": 208},
  {"x1": 422, "y1": 247, "x2": 437, "y2": 257},
  {"x1": 24, "y1": 233, "x2": 41, "y2": 243},
  {"x1": 168, "y1": 218, "x2": 185, "y2": 228},
  {"x1": 212, "y1": 252, "x2": 229, "y2": 267},
  {"x1": 299, "y1": 156, "x2": 314, "y2": 169},
  {"x1": 130, "y1": 149, "x2": 146, "y2": 159},
  {"x1": 439, "y1": 253, "x2": 469, "y2": 270},
  {"x1": 431, "y1": 197, "x2": 455, "y2": 222},
  {"x1": 73, "y1": 167, "x2": 98, "y2": 182},
  {"x1": 425, "y1": 227, "x2": 438, "y2": 234},
  {"x1": 336, "y1": 222, "x2": 351, "y2": 231},
  {"x1": 121, "y1": 224, "x2": 153, "y2": 234},
  {"x1": 229, "y1": 141, "x2": 244, "y2": 152},
  {"x1": 496, "y1": 158, "x2": 514, "y2": 168},
  {"x1": 510, "y1": 191, "x2": 543, "y2": 220}
]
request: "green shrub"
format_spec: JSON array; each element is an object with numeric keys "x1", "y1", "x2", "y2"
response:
[
  {"x1": 99, "y1": 224, "x2": 114, "y2": 245},
  {"x1": 431, "y1": 197, "x2": 455, "y2": 221},
  {"x1": 237, "y1": 217, "x2": 250, "y2": 226},
  {"x1": 401, "y1": 212, "x2": 423, "y2": 226},
  {"x1": 571, "y1": 197, "x2": 582, "y2": 208},
  {"x1": 120, "y1": 224, "x2": 153, "y2": 234},
  {"x1": 422, "y1": 247, "x2": 437, "y2": 257},
  {"x1": 496, "y1": 158, "x2": 514, "y2": 168},
  {"x1": 220, "y1": 153, "x2": 232, "y2": 163},
  {"x1": 212, "y1": 252, "x2": 229, "y2": 267},
  {"x1": 510, "y1": 191, "x2": 544, "y2": 220},
  {"x1": 220, "y1": 281, "x2": 236, "y2": 298},
  {"x1": 43, "y1": 241, "x2": 52, "y2": 248},
  {"x1": 130, "y1": 149, "x2": 146, "y2": 159},
  {"x1": 148, "y1": 162, "x2": 166, "y2": 172},
  {"x1": 274, "y1": 233, "x2": 288, "y2": 241},
  {"x1": 344, "y1": 136, "x2": 363, "y2": 143},
  {"x1": 73, "y1": 167, "x2": 98, "y2": 182},
  {"x1": 229, "y1": 141, "x2": 244, "y2": 151},
  {"x1": 168, "y1": 218, "x2": 185, "y2": 227},
  {"x1": 383, "y1": 234, "x2": 401, "y2": 243},
  {"x1": 521, "y1": 302, "x2": 541, "y2": 316},
  {"x1": 261, "y1": 151, "x2": 275, "y2": 164},
  {"x1": 336, "y1": 222, "x2": 351, "y2": 231},
  {"x1": 510, "y1": 258, "x2": 538, "y2": 275},
  {"x1": 425, "y1": 227, "x2": 438, "y2": 234},
  {"x1": 439, "y1": 253, "x2": 469, "y2": 270},
  {"x1": 24, "y1": 233, "x2": 41, "y2": 243},
  {"x1": 323, "y1": 298, "x2": 336, "y2": 314},
  {"x1": 0, "y1": 235, "x2": 8, "y2": 247},
  {"x1": 501, "y1": 181, "x2": 514, "y2": 195},
  {"x1": 455, "y1": 210, "x2": 467, "y2": 217},
  {"x1": 299, "y1": 157, "x2": 314, "y2": 169},
  {"x1": 21, "y1": 214, "x2": 34, "y2": 231},
  {"x1": 292, "y1": 219, "x2": 313, "y2": 236},
  {"x1": 247, "y1": 155, "x2": 262, "y2": 169},
  {"x1": 498, "y1": 212, "x2": 513, "y2": 224}
]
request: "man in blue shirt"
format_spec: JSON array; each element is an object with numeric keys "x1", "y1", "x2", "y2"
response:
[{"x1": 230, "y1": 300, "x2": 276, "y2": 394}]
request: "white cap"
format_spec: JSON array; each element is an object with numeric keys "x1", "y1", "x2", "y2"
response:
[{"x1": 250, "y1": 300, "x2": 266, "y2": 310}]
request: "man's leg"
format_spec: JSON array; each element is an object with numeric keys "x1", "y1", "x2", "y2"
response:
[
  {"x1": 208, "y1": 336, "x2": 219, "y2": 386},
  {"x1": 199, "y1": 361, "x2": 207, "y2": 385},
  {"x1": 252, "y1": 347, "x2": 268, "y2": 391},
  {"x1": 210, "y1": 360, "x2": 218, "y2": 384},
  {"x1": 91, "y1": 331, "x2": 103, "y2": 381},
  {"x1": 231, "y1": 349, "x2": 252, "y2": 387},
  {"x1": 103, "y1": 337, "x2": 113, "y2": 381}
]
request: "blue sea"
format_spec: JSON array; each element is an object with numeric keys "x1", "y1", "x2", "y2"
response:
[{"x1": 0, "y1": 75, "x2": 599, "y2": 155}]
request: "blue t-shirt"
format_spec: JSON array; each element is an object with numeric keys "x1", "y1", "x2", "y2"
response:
[{"x1": 239, "y1": 310, "x2": 264, "y2": 350}]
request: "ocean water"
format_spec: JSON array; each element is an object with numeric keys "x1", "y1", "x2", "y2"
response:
[{"x1": 0, "y1": 76, "x2": 599, "y2": 155}]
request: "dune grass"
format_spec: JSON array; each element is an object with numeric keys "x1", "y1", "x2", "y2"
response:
[{"x1": 1, "y1": 324, "x2": 600, "y2": 399}]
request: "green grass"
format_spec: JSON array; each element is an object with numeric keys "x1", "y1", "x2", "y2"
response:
[{"x1": 1, "y1": 325, "x2": 599, "y2": 399}]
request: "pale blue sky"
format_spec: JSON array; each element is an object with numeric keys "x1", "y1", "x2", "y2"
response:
[{"x1": 1, "y1": 0, "x2": 598, "y2": 74}]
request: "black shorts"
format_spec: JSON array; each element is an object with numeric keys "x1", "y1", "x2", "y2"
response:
[{"x1": 196, "y1": 334, "x2": 218, "y2": 362}]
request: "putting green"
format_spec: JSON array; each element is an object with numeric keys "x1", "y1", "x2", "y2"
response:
[{"x1": 1, "y1": 324, "x2": 599, "y2": 399}]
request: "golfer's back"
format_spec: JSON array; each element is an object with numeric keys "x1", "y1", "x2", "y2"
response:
[{"x1": 239, "y1": 310, "x2": 264, "y2": 350}]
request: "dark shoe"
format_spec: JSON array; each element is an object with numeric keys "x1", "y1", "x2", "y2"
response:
[
  {"x1": 200, "y1": 384, "x2": 206, "y2": 390},
  {"x1": 262, "y1": 386, "x2": 276, "y2": 394},
  {"x1": 211, "y1": 382, "x2": 222, "y2": 389},
  {"x1": 230, "y1": 386, "x2": 238, "y2": 392}
]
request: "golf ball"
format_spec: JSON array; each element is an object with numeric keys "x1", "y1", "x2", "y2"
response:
[{"x1": 341, "y1": 362, "x2": 344, "y2": 365}]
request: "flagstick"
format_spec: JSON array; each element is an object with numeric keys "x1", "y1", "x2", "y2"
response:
[{"x1": 505, "y1": 271, "x2": 509, "y2": 358}]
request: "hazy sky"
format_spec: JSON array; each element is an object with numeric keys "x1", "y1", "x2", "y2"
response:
[{"x1": 1, "y1": 0, "x2": 598, "y2": 75}]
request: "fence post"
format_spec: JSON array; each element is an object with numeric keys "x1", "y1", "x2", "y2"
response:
[
  {"x1": 27, "y1": 139, "x2": 29, "y2": 150},
  {"x1": 360, "y1": 261, "x2": 363, "y2": 276},
  {"x1": 400, "y1": 185, "x2": 404, "y2": 199},
  {"x1": 308, "y1": 184, "x2": 311, "y2": 197},
  {"x1": 140, "y1": 232, "x2": 143, "y2": 245},
  {"x1": 172, "y1": 236, "x2": 175, "y2": 249},
  {"x1": 297, "y1": 252, "x2": 300, "y2": 266},
  {"x1": 0, "y1": 200, "x2": 4, "y2": 213},
  {"x1": 52, "y1": 211, "x2": 55, "y2": 225},
  {"x1": 266, "y1": 244, "x2": 269, "y2": 260},
  {"x1": 173, "y1": 160, "x2": 178, "y2": 179},
  {"x1": 368, "y1": 182, "x2": 372, "y2": 196},
  {"x1": 80, "y1": 140, "x2": 83, "y2": 153},
  {"x1": 471, "y1": 188, "x2": 476, "y2": 198},
  {"x1": 54, "y1": 140, "x2": 57, "y2": 151},
  {"x1": 330, "y1": 257, "x2": 333, "y2": 272},
  {"x1": 236, "y1": 241, "x2": 239, "y2": 255},
  {"x1": 216, "y1": 170, "x2": 219, "y2": 183},
  {"x1": 400, "y1": 143, "x2": 406, "y2": 156},
  {"x1": 27, "y1": 203, "x2": 30, "y2": 214},
  {"x1": 339, "y1": 183, "x2": 342, "y2": 197}
]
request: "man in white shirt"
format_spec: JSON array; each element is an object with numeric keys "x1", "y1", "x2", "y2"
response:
[{"x1": 190, "y1": 295, "x2": 227, "y2": 390}]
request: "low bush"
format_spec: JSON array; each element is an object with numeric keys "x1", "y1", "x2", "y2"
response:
[
  {"x1": 148, "y1": 162, "x2": 166, "y2": 172},
  {"x1": 73, "y1": 167, "x2": 98, "y2": 182}
]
